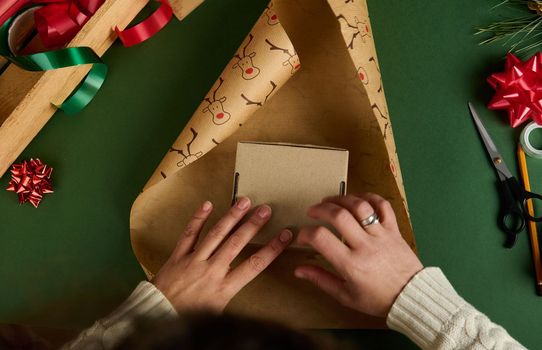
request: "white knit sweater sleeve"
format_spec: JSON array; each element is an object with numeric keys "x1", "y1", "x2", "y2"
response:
[
  {"x1": 61, "y1": 281, "x2": 177, "y2": 350},
  {"x1": 386, "y1": 267, "x2": 525, "y2": 349}
]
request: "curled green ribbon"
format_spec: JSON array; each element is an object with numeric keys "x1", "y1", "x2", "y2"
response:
[{"x1": 0, "y1": 9, "x2": 107, "y2": 115}]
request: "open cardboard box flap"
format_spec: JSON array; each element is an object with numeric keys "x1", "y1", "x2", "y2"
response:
[
  {"x1": 239, "y1": 141, "x2": 348, "y2": 151},
  {"x1": 130, "y1": 0, "x2": 415, "y2": 328}
]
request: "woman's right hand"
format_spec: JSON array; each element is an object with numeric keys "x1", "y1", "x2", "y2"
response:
[
  {"x1": 294, "y1": 193, "x2": 423, "y2": 318},
  {"x1": 153, "y1": 197, "x2": 292, "y2": 313}
]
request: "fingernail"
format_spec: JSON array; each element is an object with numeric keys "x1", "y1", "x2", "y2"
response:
[
  {"x1": 202, "y1": 201, "x2": 212, "y2": 212},
  {"x1": 257, "y1": 205, "x2": 271, "y2": 218},
  {"x1": 279, "y1": 229, "x2": 292, "y2": 243},
  {"x1": 236, "y1": 197, "x2": 250, "y2": 210},
  {"x1": 294, "y1": 270, "x2": 305, "y2": 278}
]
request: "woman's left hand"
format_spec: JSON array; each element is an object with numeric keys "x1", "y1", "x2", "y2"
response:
[{"x1": 294, "y1": 193, "x2": 422, "y2": 318}]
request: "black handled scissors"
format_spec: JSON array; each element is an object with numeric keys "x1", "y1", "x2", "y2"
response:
[{"x1": 468, "y1": 102, "x2": 542, "y2": 248}]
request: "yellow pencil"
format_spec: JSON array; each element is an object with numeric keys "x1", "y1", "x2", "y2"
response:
[{"x1": 517, "y1": 144, "x2": 542, "y2": 296}]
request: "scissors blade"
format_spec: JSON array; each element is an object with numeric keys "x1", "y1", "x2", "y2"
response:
[{"x1": 468, "y1": 102, "x2": 514, "y2": 180}]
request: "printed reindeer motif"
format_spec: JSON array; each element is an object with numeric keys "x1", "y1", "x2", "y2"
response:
[
  {"x1": 202, "y1": 77, "x2": 231, "y2": 125},
  {"x1": 265, "y1": 39, "x2": 300, "y2": 75},
  {"x1": 369, "y1": 56, "x2": 383, "y2": 93},
  {"x1": 264, "y1": 3, "x2": 279, "y2": 25},
  {"x1": 337, "y1": 14, "x2": 371, "y2": 49},
  {"x1": 241, "y1": 81, "x2": 277, "y2": 107},
  {"x1": 372, "y1": 103, "x2": 388, "y2": 120},
  {"x1": 369, "y1": 57, "x2": 384, "y2": 92},
  {"x1": 383, "y1": 121, "x2": 390, "y2": 140},
  {"x1": 372, "y1": 103, "x2": 391, "y2": 139},
  {"x1": 232, "y1": 34, "x2": 260, "y2": 80},
  {"x1": 169, "y1": 128, "x2": 204, "y2": 167},
  {"x1": 357, "y1": 66, "x2": 369, "y2": 85}
]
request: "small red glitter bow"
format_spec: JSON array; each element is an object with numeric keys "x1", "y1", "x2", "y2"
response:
[
  {"x1": 488, "y1": 52, "x2": 542, "y2": 128},
  {"x1": 6, "y1": 159, "x2": 53, "y2": 208}
]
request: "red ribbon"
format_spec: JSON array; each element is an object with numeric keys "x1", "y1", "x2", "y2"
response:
[
  {"x1": 6, "y1": 159, "x2": 53, "y2": 208},
  {"x1": 0, "y1": 0, "x2": 104, "y2": 49},
  {"x1": 488, "y1": 52, "x2": 542, "y2": 128},
  {"x1": 114, "y1": 0, "x2": 173, "y2": 48}
]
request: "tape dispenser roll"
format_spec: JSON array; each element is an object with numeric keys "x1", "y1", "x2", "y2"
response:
[{"x1": 520, "y1": 121, "x2": 542, "y2": 158}]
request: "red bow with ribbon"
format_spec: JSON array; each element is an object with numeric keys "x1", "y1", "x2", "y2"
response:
[
  {"x1": 6, "y1": 159, "x2": 53, "y2": 208},
  {"x1": 0, "y1": 0, "x2": 104, "y2": 48},
  {"x1": 488, "y1": 52, "x2": 542, "y2": 128}
]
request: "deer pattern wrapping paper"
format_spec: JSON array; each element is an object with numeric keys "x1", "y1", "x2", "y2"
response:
[
  {"x1": 131, "y1": 0, "x2": 415, "y2": 328},
  {"x1": 329, "y1": 0, "x2": 409, "y2": 215},
  {"x1": 145, "y1": 3, "x2": 297, "y2": 188}
]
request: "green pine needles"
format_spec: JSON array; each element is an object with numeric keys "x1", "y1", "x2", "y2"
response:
[{"x1": 477, "y1": 0, "x2": 542, "y2": 56}]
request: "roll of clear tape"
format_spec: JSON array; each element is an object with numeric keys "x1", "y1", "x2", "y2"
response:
[{"x1": 520, "y1": 121, "x2": 542, "y2": 158}]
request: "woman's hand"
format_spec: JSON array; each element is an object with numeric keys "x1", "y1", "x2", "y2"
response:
[
  {"x1": 294, "y1": 193, "x2": 423, "y2": 318},
  {"x1": 153, "y1": 197, "x2": 293, "y2": 313}
]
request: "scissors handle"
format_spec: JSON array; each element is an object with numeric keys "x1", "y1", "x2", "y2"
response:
[
  {"x1": 522, "y1": 190, "x2": 542, "y2": 222},
  {"x1": 497, "y1": 177, "x2": 526, "y2": 248}
]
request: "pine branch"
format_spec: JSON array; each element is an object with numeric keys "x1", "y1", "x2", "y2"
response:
[{"x1": 477, "y1": 1, "x2": 542, "y2": 56}]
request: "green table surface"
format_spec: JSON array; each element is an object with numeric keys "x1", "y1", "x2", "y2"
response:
[{"x1": 1, "y1": 0, "x2": 541, "y2": 348}]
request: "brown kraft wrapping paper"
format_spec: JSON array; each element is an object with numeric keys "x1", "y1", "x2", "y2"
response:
[{"x1": 130, "y1": 0, "x2": 416, "y2": 329}]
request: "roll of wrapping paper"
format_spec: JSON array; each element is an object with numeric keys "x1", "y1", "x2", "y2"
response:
[
  {"x1": 517, "y1": 144, "x2": 542, "y2": 295},
  {"x1": 143, "y1": 0, "x2": 397, "y2": 191},
  {"x1": 143, "y1": 2, "x2": 297, "y2": 188},
  {"x1": 131, "y1": 0, "x2": 414, "y2": 328}
]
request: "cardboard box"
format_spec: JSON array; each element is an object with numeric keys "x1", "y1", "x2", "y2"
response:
[{"x1": 233, "y1": 141, "x2": 348, "y2": 245}]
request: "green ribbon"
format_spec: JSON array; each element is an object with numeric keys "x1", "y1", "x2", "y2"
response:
[{"x1": 0, "y1": 10, "x2": 107, "y2": 115}]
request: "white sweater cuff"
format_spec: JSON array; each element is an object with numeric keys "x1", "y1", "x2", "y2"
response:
[
  {"x1": 386, "y1": 267, "x2": 466, "y2": 348},
  {"x1": 102, "y1": 281, "x2": 177, "y2": 327},
  {"x1": 65, "y1": 281, "x2": 178, "y2": 349},
  {"x1": 100, "y1": 281, "x2": 178, "y2": 347}
]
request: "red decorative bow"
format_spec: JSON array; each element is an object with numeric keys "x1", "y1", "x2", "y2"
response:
[
  {"x1": 0, "y1": 0, "x2": 104, "y2": 49},
  {"x1": 6, "y1": 159, "x2": 53, "y2": 208},
  {"x1": 488, "y1": 52, "x2": 542, "y2": 128}
]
